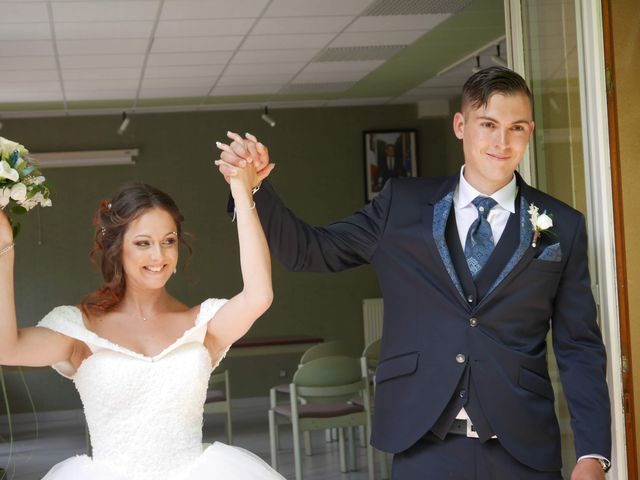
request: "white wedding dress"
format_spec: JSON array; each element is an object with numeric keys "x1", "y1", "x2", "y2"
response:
[{"x1": 36, "y1": 298, "x2": 284, "y2": 480}]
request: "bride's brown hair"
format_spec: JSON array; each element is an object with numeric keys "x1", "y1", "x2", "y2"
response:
[{"x1": 81, "y1": 183, "x2": 192, "y2": 316}]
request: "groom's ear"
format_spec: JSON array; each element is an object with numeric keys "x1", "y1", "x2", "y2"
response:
[{"x1": 453, "y1": 112, "x2": 465, "y2": 140}]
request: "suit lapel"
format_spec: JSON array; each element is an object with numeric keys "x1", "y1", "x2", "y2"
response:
[
  {"x1": 477, "y1": 179, "x2": 537, "y2": 307},
  {"x1": 422, "y1": 176, "x2": 470, "y2": 311}
]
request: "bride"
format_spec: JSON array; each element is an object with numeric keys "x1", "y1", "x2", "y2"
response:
[{"x1": 0, "y1": 161, "x2": 284, "y2": 479}]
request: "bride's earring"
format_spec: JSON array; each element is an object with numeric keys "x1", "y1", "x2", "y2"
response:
[{"x1": 173, "y1": 268, "x2": 177, "y2": 275}]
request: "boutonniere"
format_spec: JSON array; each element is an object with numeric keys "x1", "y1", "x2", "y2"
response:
[{"x1": 528, "y1": 203, "x2": 553, "y2": 247}]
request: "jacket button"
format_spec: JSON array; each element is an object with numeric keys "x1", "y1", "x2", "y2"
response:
[
  {"x1": 469, "y1": 317, "x2": 478, "y2": 327},
  {"x1": 467, "y1": 295, "x2": 474, "y2": 303},
  {"x1": 456, "y1": 354, "x2": 466, "y2": 364}
]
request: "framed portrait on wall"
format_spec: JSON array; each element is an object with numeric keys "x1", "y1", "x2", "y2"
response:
[{"x1": 363, "y1": 129, "x2": 418, "y2": 201}]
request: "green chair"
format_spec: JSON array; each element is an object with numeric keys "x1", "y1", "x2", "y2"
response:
[
  {"x1": 270, "y1": 340, "x2": 352, "y2": 452},
  {"x1": 269, "y1": 355, "x2": 374, "y2": 480},
  {"x1": 203, "y1": 369, "x2": 233, "y2": 444}
]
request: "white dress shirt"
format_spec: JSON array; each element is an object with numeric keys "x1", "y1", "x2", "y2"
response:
[{"x1": 452, "y1": 166, "x2": 517, "y2": 423}]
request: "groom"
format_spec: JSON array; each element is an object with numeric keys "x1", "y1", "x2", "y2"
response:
[{"x1": 216, "y1": 67, "x2": 611, "y2": 479}]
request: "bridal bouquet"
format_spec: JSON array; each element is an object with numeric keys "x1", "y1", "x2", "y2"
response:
[{"x1": 0, "y1": 137, "x2": 52, "y2": 237}]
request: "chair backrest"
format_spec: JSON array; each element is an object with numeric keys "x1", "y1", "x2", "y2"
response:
[
  {"x1": 293, "y1": 355, "x2": 365, "y2": 404},
  {"x1": 361, "y1": 338, "x2": 381, "y2": 369},
  {"x1": 299, "y1": 340, "x2": 351, "y2": 365}
]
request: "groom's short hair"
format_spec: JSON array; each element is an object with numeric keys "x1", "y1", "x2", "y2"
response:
[{"x1": 461, "y1": 66, "x2": 532, "y2": 113}]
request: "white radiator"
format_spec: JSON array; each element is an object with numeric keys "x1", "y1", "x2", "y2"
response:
[{"x1": 362, "y1": 298, "x2": 384, "y2": 347}]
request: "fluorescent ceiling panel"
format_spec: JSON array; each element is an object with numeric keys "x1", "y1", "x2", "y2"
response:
[
  {"x1": 151, "y1": 36, "x2": 243, "y2": 53},
  {"x1": 294, "y1": 70, "x2": 370, "y2": 83},
  {"x1": 139, "y1": 87, "x2": 209, "y2": 99},
  {"x1": 0, "y1": 3, "x2": 49, "y2": 23},
  {"x1": 225, "y1": 62, "x2": 305, "y2": 75},
  {"x1": 57, "y1": 39, "x2": 149, "y2": 55},
  {"x1": 264, "y1": 0, "x2": 373, "y2": 17},
  {"x1": 63, "y1": 67, "x2": 142, "y2": 81},
  {"x1": 252, "y1": 16, "x2": 353, "y2": 35},
  {"x1": 304, "y1": 60, "x2": 384, "y2": 73},
  {"x1": 156, "y1": 19, "x2": 254, "y2": 37},
  {"x1": 347, "y1": 14, "x2": 451, "y2": 32},
  {"x1": 66, "y1": 90, "x2": 136, "y2": 101},
  {"x1": 59, "y1": 54, "x2": 145, "y2": 69},
  {"x1": 147, "y1": 51, "x2": 233, "y2": 66},
  {"x1": 331, "y1": 30, "x2": 425, "y2": 48},
  {"x1": 51, "y1": 1, "x2": 158, "y2": 22},
  {"x1": 33, "y1": 149, "x2": 138, "y2": 169},
  {"x1": 142, "y1": 77, "x2": 216, "y2": 89},
  {"x1": 233, "y1": 49, "x2": 318, "y2": 64},
  {"x1": 216, "y1": 73, "x2": 292, "y2": 86},
  {"x1": 0, "y1": 23, "x2": 50, "y2": 41},
  {"x1": 160, "y1": 0, "x2": 269, "y2": 20},
  {"x1": 65, "y1": 79, "x2": 138, "y2": 91},
  {"x1": 145, "y1": 65, "x2": 225, "y2": 78},
  {"x1": 54, "y1": 21, "x2": 154, "y2": 40},
  {"x1": 0, "y1": 91, "x2": 63, "y2": 102},
  {"x1": 1, "y1": 69, "x2": 59, "y2": 81},
  {"x1": 211, "y1": 84, "x2": 282, "y2": 96},
  {"x1": 0, "y1": 40, "x2": 53, "y2": 57},
  {"x1": 242, "y1": 33, "x2": 334, "y2": 50},
  {"x1": 4, "y1": 56, "x2": 57, "y2": 70}
]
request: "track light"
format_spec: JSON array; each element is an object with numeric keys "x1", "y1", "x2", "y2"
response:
[
  {"x1": 261, "y1": 106, "x2": 276, "y2": 127},
  {"x1": 491, "y1": 44, "x2": 508, "y2": 67},
  {"x1": 471, "y1": 56, "x2": 482, "y2": 73},
  {"x1": 117, "y1": 112, "x2": 130, "y2": 135}
]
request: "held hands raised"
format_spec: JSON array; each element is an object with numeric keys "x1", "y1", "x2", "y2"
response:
[{"x1": 214, "y1": 131, "x2": 275, "y2": 187}]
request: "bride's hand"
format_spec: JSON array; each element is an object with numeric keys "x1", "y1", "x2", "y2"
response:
[{"x1": 0, "y1": 208, "x2": 13, "y2": 245}]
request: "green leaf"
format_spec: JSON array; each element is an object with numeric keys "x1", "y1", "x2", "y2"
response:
[
  {"x1": 10, "y1": 205, "x2": 27, "y2": 215},
  {"x1": 11, "y1": 222, "x2": 21, "y2": 238}
]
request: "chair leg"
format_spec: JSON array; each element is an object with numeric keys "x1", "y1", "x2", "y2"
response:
[
  {"x1": 303, "y1": 431, "x2": 312, "y2": 456},
  {"x1": 292, "y1": 420, "x2": 303, "y2": 480},
  {"x1": 358, "y1": 425, "x2": 366, "y2": 447},
  {"x1": 268, "y1": 410, "x2": 278, "y2": 470},
  {"x1": 379, "y1": 451, "x2": 390, "y2": 480},
  {"x1": 225, "y1": 407, "x2": 233, "y2": 445},
  {"x1": 338, "y1": 427, "x2": 347, "y2": 473},
  {"x1": 325, "y1": 428, "x2": 332, "y2": 443},
  {"x1": 348, "y1": 426, "x2": 357, "y2": 471}
]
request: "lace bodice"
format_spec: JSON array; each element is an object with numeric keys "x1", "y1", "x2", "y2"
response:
[{"x1": 37, "y1": 299, "x2": 229, "y2": 479}]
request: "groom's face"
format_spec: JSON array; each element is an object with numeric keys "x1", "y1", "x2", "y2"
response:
[{"x1": 453, "y1": 92, "x2": 534, "y2": 194}]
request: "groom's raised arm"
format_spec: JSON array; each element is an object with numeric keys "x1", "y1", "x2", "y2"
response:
[{"x1": 216, "y1": 132, "x2": 392, "y2": 273}]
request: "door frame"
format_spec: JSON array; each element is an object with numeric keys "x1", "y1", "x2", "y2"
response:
[{"x1": 504, "y1": 1, "x2": 628, "y2": 478}]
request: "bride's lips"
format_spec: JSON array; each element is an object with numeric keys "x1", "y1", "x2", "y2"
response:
[{"x1": 143, "y1": 265, "x2": 167, "y2": 274}]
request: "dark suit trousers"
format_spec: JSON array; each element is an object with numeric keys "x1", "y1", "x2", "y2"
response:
[{"x1": 392, "y1": 434, "x2": 564, "y2": 480}]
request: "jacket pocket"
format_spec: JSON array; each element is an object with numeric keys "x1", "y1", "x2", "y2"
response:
[
  {"x1": 528, "y1": 258, "x2": 563, "y2": 273},
  {"x1": 375, "y1": 352, "x2": 419, "y2": 384},
  {"x1": 518, "y1": 366, "x2": 554, "y2": 400}
]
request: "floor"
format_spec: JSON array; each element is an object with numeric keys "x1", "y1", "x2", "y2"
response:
[{"x1": 0, "y1": 398, "x2": 389, "y2": 480}]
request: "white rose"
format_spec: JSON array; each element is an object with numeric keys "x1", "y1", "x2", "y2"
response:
[
  {"x1": 0, "y1": 160, "x2": 19, "y2": 182},
  {"x1": 40, "y1": 197, "x2": 52, "y2": 207},
  {"x1": 0, "y1": 138, "x2": 19, "y2": 159},
  {"x1": 536, "y1": 213, "x2": 553, "y2": 230},
  {"x1": 0, "y1": 188, "x2": 10, "y2": 208},
  {"x1": 10, "y1": 182, "x2": 27, "y2": 202}
]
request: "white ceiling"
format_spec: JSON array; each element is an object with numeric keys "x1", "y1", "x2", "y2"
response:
[{"x1": 0, "y1": 0, "x2": 506, "y2": 116}]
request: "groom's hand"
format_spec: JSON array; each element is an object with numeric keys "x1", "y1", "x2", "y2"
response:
[
  {"x1": 215, "y1": 131, "x2": 274, "y2": 186},
  {"x1": 571, "y1": 459, "x2": 605, "y2": 480}
]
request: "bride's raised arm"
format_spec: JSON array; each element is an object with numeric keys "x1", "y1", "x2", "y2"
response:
[
  {"x1": 205, "y1": 145, "x2": 273, "y2": 353},
  {"x1": 0, "y1": 209, "x2": 75, "y2": 368}
]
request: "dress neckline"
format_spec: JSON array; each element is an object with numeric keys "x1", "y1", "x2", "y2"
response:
[{"x1": 71, "y1": 302, "x2": 207, "y2": 362}]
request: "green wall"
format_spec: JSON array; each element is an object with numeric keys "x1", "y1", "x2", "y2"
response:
[{"x1": 2, "y1": 103, "x2": 463, "y2": 413}]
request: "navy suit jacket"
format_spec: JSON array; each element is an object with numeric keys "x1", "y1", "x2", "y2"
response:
[{"x1": 250, "y1": 173, "x2": 611, "y2": 472}]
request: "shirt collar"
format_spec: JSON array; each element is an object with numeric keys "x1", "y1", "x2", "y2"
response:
[{"x1": 455, "y1": 165, "x2": 517, "y2": 213}]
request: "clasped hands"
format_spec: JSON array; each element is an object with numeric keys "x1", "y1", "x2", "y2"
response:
[{"x1": 214, "y1": 131, "x2": 274, "y2": 189}]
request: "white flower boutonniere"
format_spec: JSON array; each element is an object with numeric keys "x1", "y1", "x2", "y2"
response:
[{"x1": 528, "y1": 203, "x2": 553, "y2": 247}]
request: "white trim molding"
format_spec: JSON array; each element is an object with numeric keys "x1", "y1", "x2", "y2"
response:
[{"x1": 575, "y1": 0, "x2": 627, "y2": 478}]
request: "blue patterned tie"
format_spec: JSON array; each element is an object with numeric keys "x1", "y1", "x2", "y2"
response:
[{"x1": 465, "y1": 196, "x2": 498, "y2": 278}]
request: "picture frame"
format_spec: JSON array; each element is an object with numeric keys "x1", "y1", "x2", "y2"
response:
[{"x1": 363, "y1": 129, "x2": 418, "y2": 201}]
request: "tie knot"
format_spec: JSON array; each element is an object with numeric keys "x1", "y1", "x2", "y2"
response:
[{"x1": 472, "y1": 196, "x2": 497, "y2": 217}]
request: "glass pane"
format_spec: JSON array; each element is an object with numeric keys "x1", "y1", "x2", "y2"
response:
[{"x1": 521, "y1": 0, "x2": 586, "y2": 476}]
